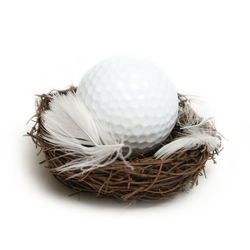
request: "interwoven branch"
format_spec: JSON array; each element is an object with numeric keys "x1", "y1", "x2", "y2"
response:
[{"x1": 28, "y1": 87, "x2": 221, "y2": 201}]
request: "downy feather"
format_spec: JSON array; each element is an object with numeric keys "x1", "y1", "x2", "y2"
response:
[
  {"x1": 42, "y1": 92, "x2": 132, "y2": 177},
  {"x1": 154, "y1": 125, "x2": 221, "y2": 159},
  {"x1": 154, "y1": 97, "x2": 221, "y2": 159}
]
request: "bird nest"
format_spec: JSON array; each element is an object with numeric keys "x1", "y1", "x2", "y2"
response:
[{"x1": 28, "y1": 87, "x2": 222, "y2": 202}]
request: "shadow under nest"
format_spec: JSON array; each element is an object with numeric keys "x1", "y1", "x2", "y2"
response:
[{"x1": 28, "y1": 87, "x2": 221, "y2": 202}]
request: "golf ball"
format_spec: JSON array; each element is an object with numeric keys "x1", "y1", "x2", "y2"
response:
[{"x1": 77, "y1": 58, "x2": 178, "y2": 152}]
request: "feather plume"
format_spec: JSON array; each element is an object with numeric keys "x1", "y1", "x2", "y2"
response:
[
  {"x1": 154, "y1": 125, "x2": 221, "y2": 159},
  {"x1": 42, "y1": 92, "x2": 132, "y2": 177},
  {"x1": 154, "y1": 97, "x2": 221, "y2": 159}
]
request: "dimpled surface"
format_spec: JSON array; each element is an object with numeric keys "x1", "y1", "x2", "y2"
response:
[{"x1": 77, "y1": 58, "x2": 178, "y2": 152}]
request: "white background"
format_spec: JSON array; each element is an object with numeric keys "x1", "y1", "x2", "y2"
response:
[{"x1": 0, "y1": 0, "x2": 249, "y2": 249}]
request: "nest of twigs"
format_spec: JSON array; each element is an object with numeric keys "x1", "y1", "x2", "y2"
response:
[{"x1": 28, "y1": 87, "x2": 221, "y2": 202}]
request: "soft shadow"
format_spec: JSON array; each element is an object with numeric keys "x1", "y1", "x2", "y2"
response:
[
  {"x1": 23, "y1": 133, "x2": 191, "y2": 209},
  {"x1": 23, "y1": 136, "x2": 72, "y2": 195}
]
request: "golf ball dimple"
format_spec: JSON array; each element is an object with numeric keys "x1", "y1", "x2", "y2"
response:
[{"x1": 77, "y1": 58, "x2": 178, "y2": 152}]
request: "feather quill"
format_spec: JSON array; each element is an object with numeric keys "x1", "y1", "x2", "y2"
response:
[{"x1": 42, "y1": 92, "x2": 132, "y2": 177}]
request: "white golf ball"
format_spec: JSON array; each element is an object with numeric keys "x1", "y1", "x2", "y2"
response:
[{"x1": 77, "y1": 58, "x2": 178, "y2": 152}]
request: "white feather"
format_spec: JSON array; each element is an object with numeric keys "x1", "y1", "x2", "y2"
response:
[
  {"x1": 154, "y1": 97, "x2": 221, "y2": 159},
  {"x1": 42, "y1": 92, "x2": 132, "y2": 177},
  {"x1": 154, "y1": 126, "x2": 221, "y2": 159}
]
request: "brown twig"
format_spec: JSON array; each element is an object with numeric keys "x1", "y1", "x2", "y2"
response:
[{"x1": 27, "y1": 87, "x2": 222, "y2": 202}]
